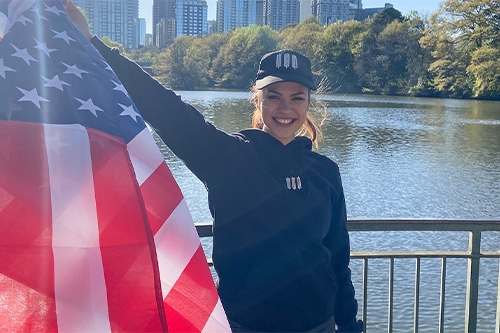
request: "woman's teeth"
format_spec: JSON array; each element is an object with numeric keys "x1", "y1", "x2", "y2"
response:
[{"x1": 275, "y1": 118, "x2": 293, "y2": 124}]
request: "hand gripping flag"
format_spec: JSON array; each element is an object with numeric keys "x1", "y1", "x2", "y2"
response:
[{"x1": 0, "y1": 1, "x2": 230, "y2": 332}]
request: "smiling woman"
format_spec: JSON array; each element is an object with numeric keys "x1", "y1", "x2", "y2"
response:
[
  {"x1": 255, "y1": 81, "x2": 310, "y2": 146},
  {"x1": 251, "y1": 50, "x2": 325, "y2": 148}
]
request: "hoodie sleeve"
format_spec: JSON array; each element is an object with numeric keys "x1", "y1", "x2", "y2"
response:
[
  {"x1": 90, "y1": 36, "x2": 238, "y2": 184},
  {"x1": 323, "y1": 173, "x2": 363, "y2": 332}
]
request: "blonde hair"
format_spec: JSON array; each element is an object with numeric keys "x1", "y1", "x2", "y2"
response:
[{"x1": 251, "y1": 86, "x2": 326, "y2": 148}]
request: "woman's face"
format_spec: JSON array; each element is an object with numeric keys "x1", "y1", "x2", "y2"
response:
[{"x1": 257, "y1": 81, "x2": 310, "y2": 146}]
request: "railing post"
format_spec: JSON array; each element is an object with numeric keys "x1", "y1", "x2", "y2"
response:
[
  {"x1": 465, "y1": 230, "x2": 481, "y2": 333},
  {"x1": 439, "y1": 258, "x2": 446, "y2": 333},
  {"x1": 496, "y1": 244, "x2": 500, "y2": 333},
  {"x1": 388, "y1": 258, "x2": 394, "y2": 333},
  {"x1": 363, "y1": 258, "x2": 368, "y2": 333},
  {"x1": 414, "y1": 258, "x2": 420, "y2": 333}
]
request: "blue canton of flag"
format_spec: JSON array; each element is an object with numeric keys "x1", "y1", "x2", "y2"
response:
[{"x1": 0, "y1": 0, "x2": 143, "y2": 143}]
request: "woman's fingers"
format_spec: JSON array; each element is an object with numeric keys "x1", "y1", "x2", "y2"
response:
[{"x1": 65, "y1": 0, "x2": 92, "y2": 39}]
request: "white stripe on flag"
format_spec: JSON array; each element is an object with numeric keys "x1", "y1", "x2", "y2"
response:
[
  {"x1": 44, "y1": 124, "x2": 111, "y2": 333},
  {"x1": 201, "y1": 299, "x2": 232, "y2": 333},
  {"x1": 154, "y1": 198, "x2": 200, "y2": 296},
  {"x1": 127, "y1": 127, "x2": 165, "y2": 185}
]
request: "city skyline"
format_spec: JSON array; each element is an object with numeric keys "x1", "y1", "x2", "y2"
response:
[{"x1": 140, "y1": 0, "x2": 442, "y2": 34}]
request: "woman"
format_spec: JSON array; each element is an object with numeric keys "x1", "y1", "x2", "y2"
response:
[{"x1": 66, "y1": 2, "x2": 363, "y2": 332}]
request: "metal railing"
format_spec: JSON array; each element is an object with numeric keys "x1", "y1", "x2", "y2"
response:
[{"x1": 195, "y1": 218, "x2": 500, "y2": 333}]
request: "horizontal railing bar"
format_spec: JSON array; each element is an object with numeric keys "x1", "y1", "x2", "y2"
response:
[
  {"x1": 205, "y1": 252, "x2": 500, "y2": 266},
  {"x1": 203, "y1": 251, "x2": 500, "y2": 268},
  {"x1": 350, "y1": 251, "x2": 500, "y2": 259},
  {"x1": 196, "y1": 219, "x2": 500, "y2": 237},
  {"x1": 347, "y1": 218, "x2": 500, "y2": 232}
]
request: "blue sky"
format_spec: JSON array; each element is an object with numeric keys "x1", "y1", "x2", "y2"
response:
[{"x1": 139, "y1": 0, "x2": 443, "y2": 34}]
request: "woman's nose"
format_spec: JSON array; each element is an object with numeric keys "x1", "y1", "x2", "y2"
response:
[{"x1": 278, "y1": 99, "x2": 291, "y2": 111}]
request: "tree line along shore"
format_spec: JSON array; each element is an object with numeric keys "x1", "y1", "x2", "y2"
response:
[{"x1": 113, "y1": 0, "x2": 500, "y2": 100}]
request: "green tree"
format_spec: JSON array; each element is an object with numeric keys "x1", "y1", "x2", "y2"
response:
[
  {"x1": 376, "y1": 20, "x2": 424, "y2": 94},
  {"x1": 467, "y1": 47, "x2": 500, "y2": 98},
  {"x1": 420, "y1": 30, "x2": 472, "y2": 98},
  {"x1": 432, "y1": 0, "x2": 500, "y2": 48},
  {"x1": 417, "y1": 0, "x2": 500, "y2": 98},
  {"x1": 277, "y1": 16, "x2": 324, "y2": 68},
  {"x1": 129, "y1": 45, "x2": 160, "y2": 63},
  {"x1": 182, "y1": 37, "x2": 213, "y2": 87},
  {"x1": 355, "y1": 7, "x2": 410, "y2": 94},
  {"x1": 101, "y1": 36, "x2": 130, "y2": 58},
  {"x1": 211, "y1": 26, "x2": 277, "y2": 88},
  {"x1": 315, "y1": 20, "x2": 366, "y2": 92},
  {"x1": 368, "y1": 6, "x2": 404, "y2": 34},
  {"x1": 153, "y1": 36, "x2": 210, "y2": 89},
  {"x1": 204, "y1": 33, "x2": 231, "y2": 86}
]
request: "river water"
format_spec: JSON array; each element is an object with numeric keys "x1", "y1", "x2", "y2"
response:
[{"x1": 152, "y1": 91, "x2": 500, "y2": 332}]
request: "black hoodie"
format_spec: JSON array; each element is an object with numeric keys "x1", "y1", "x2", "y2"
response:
[{"x1": 91, "y1": 37, "x2": 361, "y2": 332}]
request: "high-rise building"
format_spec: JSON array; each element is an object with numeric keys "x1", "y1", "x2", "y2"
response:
[
  {"x1": 207, "y1": 19, "x2": 217, "y2": 34},
  {"x1": 139, "y1": 18, "x2": 146, "y2": 46},
  {"x1": 348, "y1": 0, "x2": 363, "y2": 20},
  {"x1": 256, "y1": 0, "x2": 264, "y2": 26},
  {"x1": 153, "y1": 0, "x2": 176, "y2": 48},
  {"x1": 300, "y1": 0, "x2": 315, "y2": 22},
  {"x1": 216, "y1": 0, "x2": 257, "y2": 33},
  {"x1": 156, "y1": 17, "x2": 176, "y2": 48},
  {"x1": 145, "y1": 33, "x2": 153, "y2": 46},
  {"x1": 263, "y1": 0, "x2": 300, "y2": 30},
  {"x1": 73, "y1": 0, "x2": 140, "y2": 49},
  {"x1": 315, "y1": 0, "x2": 349, "y2": 25},
  {"x1": 349, "y1": 0, "x2": 361, "y2": 9},
  {"x1": 176, "y1": 0, "x2": 208, "y2": 37}
]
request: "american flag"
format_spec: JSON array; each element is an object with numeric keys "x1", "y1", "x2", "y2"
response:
[{"x1": 0, "y1": 1, "x2": 229, "y2": 332}]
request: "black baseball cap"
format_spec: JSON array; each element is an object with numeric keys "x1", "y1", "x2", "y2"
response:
[{"x1": 255, "y1": 50, "x2": 316, "y2": 90}]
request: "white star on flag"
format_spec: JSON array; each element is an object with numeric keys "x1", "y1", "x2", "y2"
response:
[
  {"x1": 42, "y1": 75, "x2": 70, "y2": 91},
  {"x1": 62, "y1": 62, "x2": 88, "y2": 79},
  {"x1": 11, "y1": 44, "x2": 38, "y2": 65},
  {"x1": 76, "y1": 97, "x2": 103, "y2": 117},
  {"x1": 51, "y1": 29, "x2": 75, "y2": 44},
  {"x1": 17, "y1": 86, "x2": 49, "y2": 108},
  {"x1": 31, "y1": 6, "x2": 49, "y2": 21},
  {"x1": 34, "y1": 37, "x2": 57, "y2": 57},
  {"x1": 118, "y1": 103, "x2": 142, "y2": 122},
  {"x1": 0, "y1": 58, "x2": 16, "y2": 79},
  {"x1": 112, "y1": 80, "x2": 129, "y2": 97},
  {"x1": 44, "y1": 3, "x2": 64, "y2": 16},
  {"x1": 17, "y1": 15, "x2": 34, "y2": 26}
]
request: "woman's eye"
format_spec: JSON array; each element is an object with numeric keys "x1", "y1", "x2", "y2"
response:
[{"x1": 268, "y1": 95, "x2": 279, "y2": 100}]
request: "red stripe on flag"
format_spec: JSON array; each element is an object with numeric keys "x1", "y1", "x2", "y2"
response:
[
  {"x1": 88, "y1": 128, "x2": 166, "y2": 332},
  {"x1": 140, "y1": 161, "x2": 183, "y2": 235},
  {"x1": 164, "y1": 245, "x2": 219, "y2": 333},
  {"x1": 0, "y1": 121, "x2": 57, "y2": 332}
]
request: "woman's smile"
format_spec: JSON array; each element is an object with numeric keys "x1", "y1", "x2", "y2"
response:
[
  {"x1": 274, "y1": 117, "x2": 295, "y2": 125},
  {"x1": 258, "y1": 81, "x2": 310, "y2": 145}
]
